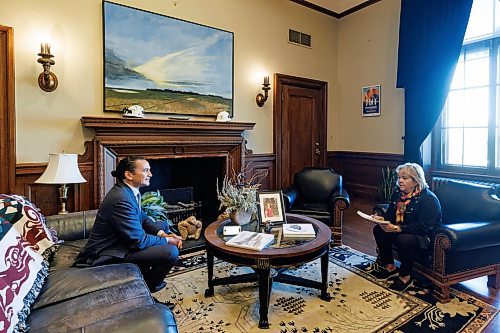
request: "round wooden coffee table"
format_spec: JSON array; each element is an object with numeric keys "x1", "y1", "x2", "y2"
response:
[{"x1": 204, "y1": 213, "x2": 331, "y2": 329}]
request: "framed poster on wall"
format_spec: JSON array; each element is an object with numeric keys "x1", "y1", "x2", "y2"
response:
[
  {"x1": 103, "y1": 1, "x2": 234, "y2": 117},
  {"x1": 362, "y1": 84, "x2": 381, "y2": 116}
]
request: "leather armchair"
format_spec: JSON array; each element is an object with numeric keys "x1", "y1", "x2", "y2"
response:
[
  {"x1": 283, "y1": 167, "x2": 350, "y2": 246},
  {"x1": 374, "y1": 179, "x2": 500, "y2": 302}
]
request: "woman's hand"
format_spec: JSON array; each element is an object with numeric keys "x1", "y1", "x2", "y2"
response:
[
  {"x1": 371, "y1": 215, "x2": 385, "y2": 221},
  {"x1": 381, "y1": 223, "x2": 400, "y2": 233}
]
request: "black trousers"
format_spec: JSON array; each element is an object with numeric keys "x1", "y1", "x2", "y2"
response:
[
  {"x1": 373, "y1": 224, "x2": 419, "y2": 277},
  {"x1": 124, "y1": 243, "x2": 179, "y2": 289}
]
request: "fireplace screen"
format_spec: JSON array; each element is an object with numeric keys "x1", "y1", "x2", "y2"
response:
[{"x1": 159, "y1": 187, "x2": 202, "y2": 225}]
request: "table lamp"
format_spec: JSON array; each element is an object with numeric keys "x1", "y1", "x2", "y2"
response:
[{"x1": 35, "y1": 153, "x2": 86, "y2": 214}]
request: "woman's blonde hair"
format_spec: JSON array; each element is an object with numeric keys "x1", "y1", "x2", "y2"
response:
[{"x1": 395, "y1": 163, "x2": 428, "y2": 191}]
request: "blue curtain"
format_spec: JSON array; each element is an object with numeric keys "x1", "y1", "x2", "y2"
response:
[{"x1": 397, "y1": 0, "x2": 473, "y2": 163}]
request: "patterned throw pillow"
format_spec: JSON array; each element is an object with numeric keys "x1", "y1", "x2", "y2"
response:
[
  {"x1": 0, "y1": 194, "x2": 56, "y2": 257},
  {"x1": 0, "y1": 194, "x2": 51, "y2": 333}
]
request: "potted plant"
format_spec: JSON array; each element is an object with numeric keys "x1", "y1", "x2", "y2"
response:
[
  {"x1": 379, "y1": 166, "x2": 397, "y2": 203},
  {"x1": 216, "y1": 173, "x2": 261, "y2": 225},
  {"x1": 140, "y1": 190, "x2": 174, "y2": 227}
]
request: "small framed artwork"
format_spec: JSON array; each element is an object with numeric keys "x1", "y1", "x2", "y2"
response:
[
  {"x1": 257, "y1": 190, "x2": 287, "y2": 226},
  {"x1": 362, "y1": 84, "x2": 381, "y2": 117}
]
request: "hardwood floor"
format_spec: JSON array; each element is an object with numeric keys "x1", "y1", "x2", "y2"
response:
[{"x1": 342, "y1": 198, "x2": 499, "y2": 333}]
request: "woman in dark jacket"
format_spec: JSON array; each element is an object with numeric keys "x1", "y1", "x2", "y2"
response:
[{"x1": 372, "y1": 163, "x2": 441, "y2": 291}]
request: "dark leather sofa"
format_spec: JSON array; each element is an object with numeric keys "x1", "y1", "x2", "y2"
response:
[
  {"x1": 283, "y1": 167, "x2": 350, "y2": 246},
  {"x1": 374, "y1": 179, "x2": 500, "y2": 302},
  {"x1": 27, "y1": 210, "x2": 178, "y2": 333}
]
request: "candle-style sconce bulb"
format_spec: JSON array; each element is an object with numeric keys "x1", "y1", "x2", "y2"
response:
[
  {"x1": 37, "y1": 43, "x2": 58, "y2": 92},
  {"x1": 256, "y1": 75, "x2": 271, "y2": 107}
]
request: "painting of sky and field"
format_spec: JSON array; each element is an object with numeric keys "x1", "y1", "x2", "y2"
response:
[{"x1": 103, "y1": 1, "x2": 233, "y2": 116}]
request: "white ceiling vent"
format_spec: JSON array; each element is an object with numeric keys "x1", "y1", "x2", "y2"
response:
[{"x1": 289, "y1": 29, "x2": 311, "y2": 48}]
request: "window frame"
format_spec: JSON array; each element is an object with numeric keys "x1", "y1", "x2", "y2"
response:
[{"x1": 432, "y1": 37, "x2": 500, "y2": 179}]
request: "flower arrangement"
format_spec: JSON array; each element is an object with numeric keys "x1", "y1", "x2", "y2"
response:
[{"x1": 216, "y1": 174, "x2": 260, "y2": 214}]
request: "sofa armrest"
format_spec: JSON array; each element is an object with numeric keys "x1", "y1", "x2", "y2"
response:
[
  {"x1": 433, "y1": 220, "x2": 500, "y2": 252},
  {"x1": 283, "y1": 187, "x2": 299, "y2": 211}
]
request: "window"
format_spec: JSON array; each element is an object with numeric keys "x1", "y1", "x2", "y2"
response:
[{"x1": 436, "y1": 0, "x2": 500, "y2": 175}]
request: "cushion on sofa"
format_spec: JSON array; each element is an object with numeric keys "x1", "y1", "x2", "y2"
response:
[
  {"x1": 34, "y1": 264, "x2": 143, "y2": 310},
  {"x1": 48, "y1": 239, "x2": 87, "y2": 272},
  {"x1": 28, "y1": 279, "x2": 154, "y2": 332},
  {"x1": 0, "y1": 194, "x2": 56, "y2": 258},
  {"x1": 0, "y1": 194, "x2": 54, "y2": 333},
  {"x1": 80, "y1": 304, "x2": 178, "y2": 333}
]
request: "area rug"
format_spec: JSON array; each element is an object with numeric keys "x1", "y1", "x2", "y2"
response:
[{"x1": 154, "y1": 246, "x2": 498, "y2": 333}]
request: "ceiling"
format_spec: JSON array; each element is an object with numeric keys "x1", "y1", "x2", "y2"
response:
[{"x1": 291, "y1": 0, "x2": 381, "y2": 18}]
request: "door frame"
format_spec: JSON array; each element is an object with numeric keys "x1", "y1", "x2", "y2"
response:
[
  {"x1": 273, "y1": 73, "x2": 328, "y2": 189},
  {"x1": 0, "y1": 25, "x2": 16, "y2": 194}
]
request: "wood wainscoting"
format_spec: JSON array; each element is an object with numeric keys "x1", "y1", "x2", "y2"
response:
[
  {"x1": 12, "y1": 148, "x2": 401, "y2": 214},
  {"x1": 14, "y1": 150, "x2": 275, "y2": 217},
  {"x1": 328, "y1": 151, "x2": 403, "y2": 202}
]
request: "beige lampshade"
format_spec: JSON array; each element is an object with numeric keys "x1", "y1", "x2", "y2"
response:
[{"x1": 35, "y1": 153, "x2": 86, "y2": 184}]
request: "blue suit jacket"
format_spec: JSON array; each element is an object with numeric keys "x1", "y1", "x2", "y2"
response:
[{"x1": 75, "y1": 182, "x2": 169, "y2": 266}]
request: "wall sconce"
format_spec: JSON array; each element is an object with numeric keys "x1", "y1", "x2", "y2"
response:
[
  {"x1": 256, "y1": 75, "x2": 271, "y2": 107},
  {"x1": 37, "y1": 43, "x2": 58, "y2": 92}
]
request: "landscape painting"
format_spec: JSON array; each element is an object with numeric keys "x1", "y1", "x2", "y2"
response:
[{"x1": 103, "y1": 1, "x2": 233, "y2": 117}]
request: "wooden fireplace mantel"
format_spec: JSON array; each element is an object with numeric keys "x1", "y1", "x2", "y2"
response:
[
  {"x1": 81, "y1": 116, "x2": 255, "y2": 136},
  {"x1": 81, "y1": 116, "x2": 255, "y2": 206}
]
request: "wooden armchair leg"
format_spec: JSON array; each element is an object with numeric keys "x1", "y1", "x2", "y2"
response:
[
  {"x1": 432, "y1": 284, "x2": 451, "y2": 303},
  {"x1": 487, "y1": 266, "x2": 499, "y2": 289}
]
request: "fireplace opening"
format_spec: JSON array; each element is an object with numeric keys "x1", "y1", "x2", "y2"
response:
[{"x1": 142, "y1": 156, "x2": 226, "y2": 225}]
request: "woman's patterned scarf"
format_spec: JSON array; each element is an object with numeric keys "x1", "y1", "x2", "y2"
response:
[{"x1": 395, "y1": 190, "x2": 420, "y2": 224}]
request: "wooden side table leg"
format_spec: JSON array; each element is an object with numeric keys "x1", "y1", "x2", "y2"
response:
[{"x1": 204, "y1": 248, "x2": 214, "y2": 297}]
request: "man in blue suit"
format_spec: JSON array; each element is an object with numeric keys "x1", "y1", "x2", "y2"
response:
[{"x1": 75, "y1": 156, "x2": 182, "y2": 293}]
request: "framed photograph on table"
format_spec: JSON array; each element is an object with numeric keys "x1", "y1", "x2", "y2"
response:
[
  {"x1": 257, "y1": 190, "x2": 287, "y2": 226},
  {"x1": 362, "y1": 84, "x2": 381, "y2": 116}
]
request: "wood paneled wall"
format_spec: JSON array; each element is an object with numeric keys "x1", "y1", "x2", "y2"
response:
[
  {"x1": 328, "y1": 151, "x2": 403, "y2": 202},
  {"x1": 12, "y1": 150, "x2": 403, "y2": 215}
]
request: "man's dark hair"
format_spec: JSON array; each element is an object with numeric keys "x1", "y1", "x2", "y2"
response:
[{"x1": 111, "y1": 156, "x2": 146, "y2": 181}]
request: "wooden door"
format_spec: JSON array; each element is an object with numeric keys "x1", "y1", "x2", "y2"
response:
[
  {"x1": 274, "y1": 74, "x2": 327, "y2": 190},
  {"x1": 0, "y1": 25, "x2": 16, "y2": 194}
]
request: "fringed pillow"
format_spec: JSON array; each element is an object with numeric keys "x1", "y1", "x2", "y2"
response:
[
  {"x1": 0, "y1": 194, "x2": 53, "y2": 332},
  {"x1": 0, "y1": 194, "x2": 56, "y2": 259}
]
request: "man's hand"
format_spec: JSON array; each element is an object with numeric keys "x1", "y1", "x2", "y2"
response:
[{"x1": 167, "y1": 235, "x2": 183, "y2": 249}]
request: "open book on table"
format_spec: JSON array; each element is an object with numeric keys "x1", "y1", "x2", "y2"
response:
[
  {"x1": 356, "y1": 210, "x2": 390, "y2": 225},
  {"x1": 225, "y1": 231, "x2": 275, "y2": 251}
]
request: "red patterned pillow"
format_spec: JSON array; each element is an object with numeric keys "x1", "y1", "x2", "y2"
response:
[
  {"x1": 0, "y1": 218, "x2": 47, "y2": 333},
  {"x1": 0, "y1": 194, "x2": 55, "y2": 257},
  {"x1": 0, "y1": 194, "x2": 52, "y2": 332}
]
